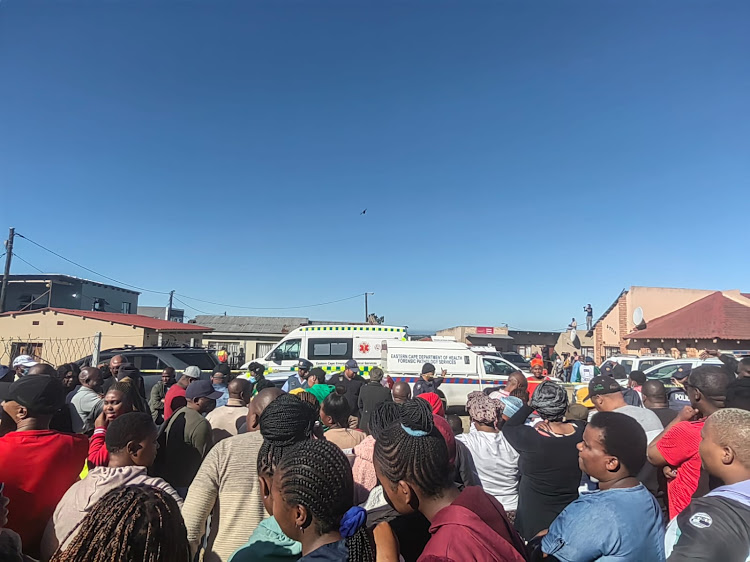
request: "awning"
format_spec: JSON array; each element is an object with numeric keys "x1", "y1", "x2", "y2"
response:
[{"x1": 466, "y1": 333, "x2": 514, "y2": 341}]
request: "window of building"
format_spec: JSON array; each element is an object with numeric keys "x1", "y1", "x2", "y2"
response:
[
  {"x1": 515, "y1": 345, "x2": 532, "y2": 359},
  {"x1": 121, "y1": 302, "x2": 131, "y2": 314},
  {"x1": 603, "y1": 347, "x2": 620, "y2": 359},
  {"x1": 580, "y1": 347, "x2": 594, "y2": 359},
  {"x1": 308, "y1": 338, "x2": 353, "y2": 360},
  {"x1": 256, "y1": 343, "x2": 274, "y2": 360}
]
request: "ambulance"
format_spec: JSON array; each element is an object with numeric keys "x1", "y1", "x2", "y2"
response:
[
  {"x1": 241, "y1": 324, "x2": 407, "y2": 376},
  {"x1": 381, "y1": 340, "x2": 522, "y2": 408}
]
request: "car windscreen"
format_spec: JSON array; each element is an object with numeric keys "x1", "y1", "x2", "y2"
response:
[{"x1": 503, "y1": 353, "x2": 526, "y2": 363}]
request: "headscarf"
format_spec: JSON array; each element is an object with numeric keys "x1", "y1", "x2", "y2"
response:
[
  {"x1": 418, "y1": 392, "x2": 445, "y2": 418},
  {"x1": 529, "y1": 380, "x2": 568, "y2": 421},
  {"x1": 465, "y1": 391, "x2": 502, "y2": 427},
  {"x1": 530, "y1": 357, "x2": 544, "y2": 369}
]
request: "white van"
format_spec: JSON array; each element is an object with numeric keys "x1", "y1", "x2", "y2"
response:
[
  {"x1": 381, "y1": 340, "x2": 521, "y2": 408},
  {"x1": 241, "y1": 324, "x2": 407, "y2": 376}
]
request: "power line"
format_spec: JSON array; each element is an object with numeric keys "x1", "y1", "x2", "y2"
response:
[
  {"x1": 15, "y1": 233, "x2": 171, "y2": 295},
  {"x1": 172, "y1": 296, "x2": 212, "y2": 315},
  {"x1": 12, "y1": 253, "x2": 44, "y2": 274},
  {"x1": 15, "y1": 231, "x2": 368, "y2": 312}
]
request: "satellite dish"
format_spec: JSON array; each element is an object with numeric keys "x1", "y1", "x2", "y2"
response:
[
  {"x1": 633, "y1": 307, "x2": 646, "y2": 329},
  {"x1": 569, "y1": 328, "x2": 578, "y2": 345}
]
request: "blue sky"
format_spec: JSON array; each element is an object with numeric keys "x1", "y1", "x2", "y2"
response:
[{"x1": 1, "y1": 1, "x2": 748, "y2": 332}]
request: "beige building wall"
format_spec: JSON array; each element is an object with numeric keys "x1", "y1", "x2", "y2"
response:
[
  {"x1": 435, "y1": 325, "x2": 510, "y2": 344},
  {"x1": 0, "y1": 310, "x2": 146, "y2": 365}
]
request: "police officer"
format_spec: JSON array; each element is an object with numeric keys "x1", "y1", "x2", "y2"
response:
[{"x1": 282, "y1": 358, "x2": 313, "y2": 393}]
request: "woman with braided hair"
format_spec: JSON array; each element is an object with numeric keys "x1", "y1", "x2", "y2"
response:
[
  {"x1": 229, "y1": 393, "x2": 319, "y2": 562},
  {"x1": 49, "y1": 485, "x2": 189, "y2": 562},
  {"x1": 272, "y1": 439, "x2": 375, "y2": 561},
  {"x1": 373, "y1": 398, "x2": 527, "y2": 562},
  {"x1": 502, "y1": 380, "x2": 584, "y2": 541}
]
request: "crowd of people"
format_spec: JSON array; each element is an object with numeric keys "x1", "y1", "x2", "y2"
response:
[{"x1": 1, "y1": 350, "x2": 750, "y2": 561}]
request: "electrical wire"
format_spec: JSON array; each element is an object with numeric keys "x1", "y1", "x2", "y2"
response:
[
  {"x1": 12, "y1": 252, "x2": 45, "y2": 274},
  {"x1": 15, "y1": 232, "x2": 369, "y2": 311},
  {"x1": 15, "y1": 233, "x2": 171, "y2": 295},
  {"x1": 172, "y1": 296, "x2": 212, "y2": 315}
]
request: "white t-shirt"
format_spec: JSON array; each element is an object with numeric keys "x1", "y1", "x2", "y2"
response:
[{"x1": 456, "y1": 429, "x2": 520, "y2": 510}]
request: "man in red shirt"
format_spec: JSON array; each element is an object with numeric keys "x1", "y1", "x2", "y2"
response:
[
  {"x1": 164, "y1": 365, "x2": 201, "y2": 420},
  {"x1": 647, "y1": 365, "x2": 728, "y2": 519},
  {"x1": 0, "y1": 375, "x2": 88, "y2": 558}
]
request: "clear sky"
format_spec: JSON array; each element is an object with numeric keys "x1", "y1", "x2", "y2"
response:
[{"x1": 1, "y1": 0, "x2": 748, "y2": 332}]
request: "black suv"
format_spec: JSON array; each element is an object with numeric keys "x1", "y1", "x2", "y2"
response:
[{"x1": 77, "y1": 346, "x2": 219, "y2": 393}]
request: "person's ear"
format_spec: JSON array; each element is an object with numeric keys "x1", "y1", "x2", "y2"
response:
[
  {"x1": 397, "y1": 480, "x2": 417, "y2": 509},
  {"x1": 723, "y1": 446, "x2": 736, "y2": 466},
  {"x1": 16, "y1": 405, "x2": 28, "y2": 421},
  {"x1": 259, "y1": 476, "x2": 271, "y2": 498},
  {"x1": 249, "y1": 412, "x2": 260, "y2": 430},
  {"x1": 295, "y1": 504, "x2": 312, "y2": 531},
  {"x1": 604, "y1": 455, "x2": 621, "y2": 473},
  {"x1": 127, "y1": 439, "x2": 143, "y2": 458}
]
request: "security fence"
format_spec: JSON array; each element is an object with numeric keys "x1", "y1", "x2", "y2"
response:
[{"x1": 0, "y1": 333, "x2": 101, "y2": 368}]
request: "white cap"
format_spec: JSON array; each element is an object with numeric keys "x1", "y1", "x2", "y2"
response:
[
  {"x1": 12, "y1": 355, "x2": 38, "y2": 368},
  {"x1": 183, "y1": 366, "x2": 202, "y2": 379}
]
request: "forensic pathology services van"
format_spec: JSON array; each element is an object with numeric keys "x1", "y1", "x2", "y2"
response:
[
  {"x1": 381, "y1": 340, "x2": 522, "y2": 408},
  {"x1": 241, "y1": 324, "x2": 407, "y2": 376}
]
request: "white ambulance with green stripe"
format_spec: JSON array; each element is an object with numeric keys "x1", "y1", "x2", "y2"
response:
[{"x1": 242, "y1": 324, "x2": 407, "y2": 376}]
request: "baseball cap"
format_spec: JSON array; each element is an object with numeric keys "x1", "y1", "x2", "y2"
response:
[
  {"x1": 185, "y1": 379, "x2": 223, "y2": 401},
  {"x1": 345, "y1": 359, "x2": 359, "y2": 371},
  {"x1": 183, "y1": 366, "x2": 202, "y2": 379},
  {"x1": 575, "y1": 386, "x2": 594, "y2": 408},
  {"x1": 583, "y1": 375, "x2": 622, "y2": 401},
  {"x1": 7, "y1": 375, "x2": 65, "y2": 415},
  {"x1": 422, "y1": 362, "x2": 436, "y2": 375},
  {"x1": 12, "y1": 355, "x2": 37, "y2": 368}
]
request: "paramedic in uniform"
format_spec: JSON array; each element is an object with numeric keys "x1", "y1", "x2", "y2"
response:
[
  {"x1": 282, "y1": 359, "x2": 313, "y2": 392},
  {"x1": 413, "y1": 362, "x2": 446, "y2": 398}
]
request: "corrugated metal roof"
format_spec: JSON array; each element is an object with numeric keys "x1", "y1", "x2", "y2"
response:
[
  {"x1": 0, "y1": 308, "x2": 211, "y2": 332},
  {"x1": 625, "y1": 292, "x2": 750, "y2": 340},
  {"x1": 194, "y1": 315, "x2": 309, "y2": 334}
]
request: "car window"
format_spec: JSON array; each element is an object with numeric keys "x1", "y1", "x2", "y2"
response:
[
  {"x1": 126, "y1": 354, "x2": 163, "y2": 371},
  {"x1": 639, "y1": 359, "x2": 667, "y2": 371},
  {"x1": 503, "y1": 353, "x2": 526, "y2": 364},
  {"x1": 620, "y1": 360, "x2": 633, "y2": 374},
  {"x1": 648, "y1": 362, "x2": 692, "y2": 379},
  {"x1": 274, "y1": 339, "x2": 301, "y2": 361},
  {"x1": 172, "y1": 352, "x2": 218, "y2": 370},
  {"x1": 483, "y1": 358, "x2": 515, "y2": 376},
  {"x1": 308, "y1": 338, "x2": 353, "y2": 360}
]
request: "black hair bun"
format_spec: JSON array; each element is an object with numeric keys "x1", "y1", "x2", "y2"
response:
[{"x1": 400, "y1": 398, "x2": 433, "y2": 434}]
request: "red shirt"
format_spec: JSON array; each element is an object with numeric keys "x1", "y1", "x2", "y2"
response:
[
  {"x1": 526, "y1": 376, "x2": 549, "y2": 397},
  {"x1": 0, "y1": 430, "x2": 88, "y2": 558},
  {"x1": 656, "y1": 419, "x2": 704, "y2": 519},
  {"x1": 164, "y1": 383, "x2": 187, "y2": 420}
]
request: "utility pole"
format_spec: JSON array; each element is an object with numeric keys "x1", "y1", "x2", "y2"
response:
[
  {"x1": 166, "y1": 290, "x2": 174, "y2": 321},
  {"x1": 364, "y1": 292, "x2": 374, "y2": 322},
  {"x1": 0, "y1": 227, "x2": 15, "y2": 314}
]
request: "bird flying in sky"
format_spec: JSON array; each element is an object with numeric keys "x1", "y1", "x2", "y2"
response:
[{"x1": 360, "y1": 209, "x2": 367, "y2": 215}]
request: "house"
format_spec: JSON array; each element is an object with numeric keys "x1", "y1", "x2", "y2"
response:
[
  {"x1": 0, "y1": 274, "x2": 139, "y2": 314},
  {"x1": 592, "y1": 286, "x2": 750, "y2": 362},
  {"x1": 194, "y1": 315, "x2": 310, "y2": 364},
  {"x1": 138, "y1": 306, "x2": 185, "y2": 324},
  {"x1": 0, "y1": 308, "x2": 211, "y2": 366},
  {"x1": 624, "y1": 291, "x2": 750, "y2": 358}
]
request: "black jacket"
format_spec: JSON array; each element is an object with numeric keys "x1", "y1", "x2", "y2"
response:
[
  {"x1": 328, "y1": 373, "x2": 366, "y2": 417},
  {"x1": 357, "y1": 382, "x2": 392, "y2": 433}
]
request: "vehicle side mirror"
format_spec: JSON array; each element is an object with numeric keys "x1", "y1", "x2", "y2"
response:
[{"x1": 272, "y1": 350, "x2": 282, "y2": 362}]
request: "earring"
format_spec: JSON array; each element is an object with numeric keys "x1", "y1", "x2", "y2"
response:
[{"x1": 298, "y1": 525, "x2": 305, "y2": 534}]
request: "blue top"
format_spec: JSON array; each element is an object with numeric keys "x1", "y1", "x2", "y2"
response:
[
  {"x1": 213, "y1": 383, "x2": 229, "y2": 408},
  {"x1": 298, "y1": 539, "x2": 348, "y2": 561},
  {"x1": 542, "y1": 483, "x2": 665, "y2": 561}
]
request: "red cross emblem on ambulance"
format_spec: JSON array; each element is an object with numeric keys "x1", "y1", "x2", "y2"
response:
[{"x1": 359, "y1": 343, "x2": 370, "y2": 354}]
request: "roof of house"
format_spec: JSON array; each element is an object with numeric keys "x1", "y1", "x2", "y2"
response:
[
  {"x1": 193, "y1": 315, "x2": 309, "y2": 334},
  {"x1": 625, "y1": 291, "x2": 750, "y2": 341},
  {"x1": 0, "y1": 308, "x2": 211, "y2": 332},
  {"x1": 7, "y1": 274, "x2": 140, "y2": 294}
]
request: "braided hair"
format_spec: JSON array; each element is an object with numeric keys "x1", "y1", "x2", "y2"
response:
[
  {"x1": 277, "y1": 440, "x2": 374, "y2": 561},
  {"x1": 107, "y1": 381, "x2": 145, "y2": 413},
  {"x1": 49, "y1": 486, "x2": 188, "y2": 562},
  {"x1": 368, "y1": 401, "x2": 401, "y2": 440},
  {"x1": 257, "y1": 393, "x2": 317, "y2": 477},
  {"x1": 298, "y1": 391, "x2": 321, "y2": 417},
  {"x1": 373, "y1": 398, "x2": 452, "y2": 497}
]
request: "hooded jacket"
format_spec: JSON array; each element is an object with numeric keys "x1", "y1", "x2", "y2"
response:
[
  {"x1": 229, "y1": 516, "x2": 301, "y2": 562},
  {"x1": 418, "y1": 486, "x2": 528, "y2": 562}
]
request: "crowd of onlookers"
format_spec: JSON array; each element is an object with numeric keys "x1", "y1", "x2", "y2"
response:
[{"x1": 0, "y1": 351, "x2": 749, "y2": 561}]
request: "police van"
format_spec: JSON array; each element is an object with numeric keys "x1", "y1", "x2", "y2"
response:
[
  {"x1": 381, "y1": 340, "x2": 522, "y2": 408},
  {"x1": 241, "y1": 324, "x2": 407, "y2": 376}
]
